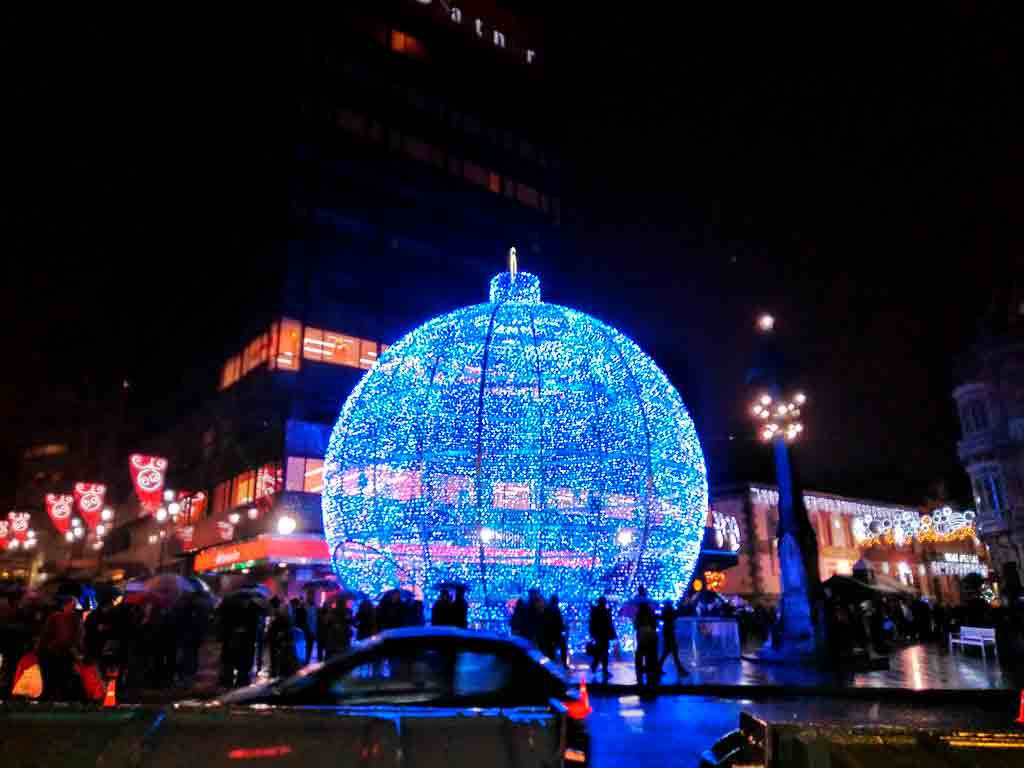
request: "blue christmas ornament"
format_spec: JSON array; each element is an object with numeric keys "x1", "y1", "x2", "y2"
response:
[{"x1": 322, "y1": 263, "x2": 708, "y2": 637}]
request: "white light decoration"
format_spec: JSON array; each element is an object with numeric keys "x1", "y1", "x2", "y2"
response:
[
  {"x1": 65, "y1": 531, "x2": 75, "y2": 543},
  {"x1": 228, "y1": 512, "x2": 241, "y2": 525},
  {"x1": 148, "y1": 534, "x2": 158, "y2": 544},
  {"x1": 479, "y1": 526, "x2": 497, "y2": 544},
  {"x1": 74, "y1": 527, "x2": 84, "y2": 539},
  {"x1": 8, "y1": 539, "x2": 19, "y2": 550},
  {"x1": 247, "y1": 507, "x2": 259, "y2": 520},
  {"x1": 163, "y1": 489, "x2": 175, "y2": 502},
  {"x1": 277, "y1": 515, "x2": 297, "y2": 535},
  {"x1": 93, "y1": 540, "x2": 103, "y2": 550},
  {"x1": 72, "y1": 517, "x2": 82, "y2": 528},
  {"x1": 168, "y1": 502, "x2": 181, "y2": 516},
  {"x1": 616, "y1": 529, "x2": 635, "y2": 547},
  {"x1": 757, "y1": 314, "x2": 775, "y2": 332},
  {"x1": 155, "y1": 507, "x2": 168, "y2": 523},
  {"x1": 96, "y1": 525, "x2": 106, "y2": 537},
  {"x1": 27, "y1": 529, "x2": 36, "y2": 539},
  {"x1": 712, "y1": 511, "x2": 742, "y2": 552},
  {"x1": 101, "y1": 507, "x2": 114, "y2": 522},
  {"x1": 322, "y1": 269, "x2": 709, "y2": 638}
]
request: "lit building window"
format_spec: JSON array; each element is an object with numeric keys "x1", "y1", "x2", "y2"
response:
[
  {"x1": 242, "y1": 333, "x2": 268, "y2": 375},
  {"x1": 286, "y1": 457, "x2": 325, "y2": 494},
  {"x1": 256, "y1": 462, "x2": 283, "y2": 499},
  {"x1": 358, "y1": 339, "x2": 378, "y2": 369},
  {"x1": 212, "y1": 480, "x2": 230, "y2": 516},
  {"x1": 24, "y1": 443, "x2": 69, "y2": 459},
  {"x1": 390, "y1": 29, "x2": 425, "y2": 58},
  {"x1": 275, "y1": 318, "x2": 302, "y2": 371},
  {"x1": 231, "y1": 471, "x2": 256, "y2": 507}
]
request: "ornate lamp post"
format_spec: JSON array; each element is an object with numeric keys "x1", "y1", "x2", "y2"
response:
[{"x1": 749, "y1": 313, "x2": 824, "y2": 660}]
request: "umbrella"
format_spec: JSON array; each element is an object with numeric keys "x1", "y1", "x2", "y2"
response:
[
  {"x1": 125, "y1": 590, "x2": 172, "y2": 608},
  {"x1": 303, "y1": 577, "x2": 340, "y2": 592},
  {"x1": 144, "y1": 574, "x2": 197, "y2": 602},
  {"x1": 432, "y1": 580, "x2": 468, "y2": 592},
  {"x1": 221, "y1": 588, "x2": 270, "y2": 612},
  {"x1": 378, "y1": 588, "x2": 415, "y2": 603}
]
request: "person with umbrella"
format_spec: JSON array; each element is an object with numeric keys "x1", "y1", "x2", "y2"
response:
[{"x1": 38, "y1": 594, "x2": 83, "y2": 700}]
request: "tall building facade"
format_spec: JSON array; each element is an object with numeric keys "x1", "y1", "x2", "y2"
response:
[
  {"x1": 952, "y1": 296, "x2": 1024, "y2": 589},
  {"x1": 18, "y1": 1, "x2": 562, "y2": 590}
]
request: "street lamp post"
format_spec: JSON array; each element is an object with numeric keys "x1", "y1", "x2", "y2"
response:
[{"x1": 749, "y1": 314, "x2": 824, "y2": 660}]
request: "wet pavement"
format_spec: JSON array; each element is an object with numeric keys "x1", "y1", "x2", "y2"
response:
[
  {"x1": 588, "y1": 690, "x2": 1023, "y2": 767},
  {"x1": 576, "y1": 641, "x2": 1013, "y2": 690}
]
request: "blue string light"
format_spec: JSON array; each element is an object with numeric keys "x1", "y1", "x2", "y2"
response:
[{"x1": 322, "y1": 271, "x2": 708, "y2": 639}]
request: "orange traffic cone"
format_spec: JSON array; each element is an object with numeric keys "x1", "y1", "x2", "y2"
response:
[
  {"x1": 566, "y1": 674, "x2": 592, "y2": 720},
  {"x1": 103, "y1": 678, "x2": 117, "y2": 708}
]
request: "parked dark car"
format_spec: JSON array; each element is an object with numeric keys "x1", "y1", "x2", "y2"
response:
[{"x1": 210, "y1": 627, "x2": 591, "y2": 765}]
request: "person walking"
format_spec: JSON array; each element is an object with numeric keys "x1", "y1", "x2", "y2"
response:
[
  {"x1": 658, "y1": 599, "x2": 687, "y2": 679},
  {"x1": 588, "y1": 596, "x2": 616, "y2": 682},
  {"x1": 452, "y1": 586, "x2": 469, "y2": 629},
  {"x1": 38, "y1": 595, "x2": 82, "y2": 700},
  {"x1": 543, "y1": 594, "x2": 568, "y2": 667},
  {"x1": 290, "y1": 598, "x2": 311, "y2": 665},
  {"x1": 304, "y1": 593, "x2": 319, "y2": 664},
  {"x1": 267, "y1": 598, "x2": 300, "y2": 678},
  {"x1": 633, "y1": 586, "x2": 659, "y2": 690},
  {"x1": 84, "y1": 592, "x2": 126, "y2": 680},
  {"x1": 431, "y1": 590, "x2": 454, "y2": 626}
]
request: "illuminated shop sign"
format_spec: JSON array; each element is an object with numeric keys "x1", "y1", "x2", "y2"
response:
[
  {"x1": 194, "y1": 535, "x2": 330, "y2": 573},
  {"x1": 411, "y1": 0, "x2": 538, "y2": 65}
]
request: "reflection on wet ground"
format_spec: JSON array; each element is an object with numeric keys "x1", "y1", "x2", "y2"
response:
[
  {"x1": 589, "y1": 691, "x2": 1021, "y2": 768},
  {"x1": 575, "y1": 642, "x2": 1012, "y2": 689}
]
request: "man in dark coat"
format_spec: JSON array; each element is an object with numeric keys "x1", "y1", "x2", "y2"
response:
[{"x1": 588, "y1": 596, "x2": 616, "y2": 681}]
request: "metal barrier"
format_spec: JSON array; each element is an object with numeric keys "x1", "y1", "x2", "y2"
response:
[{"x1": 675, "y1": 617, "x2": 741, "y2": 660}]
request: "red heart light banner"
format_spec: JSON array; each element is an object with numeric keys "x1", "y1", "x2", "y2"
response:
[
  {"x1": 129, "y1": 454, "x2": 168, "y2": 514},
  {"x1": 7, "y1": 512, "x2": 31, "y2": 542},
  {"x1": 73, "y1": 483, "x2": 107, "y2": 530},
  {"x1": 0, "y1": 519, "x2": 9, "y2": 550},
  {"x1": 45, "y1": 494, "x2": 74, "y2": 534}
]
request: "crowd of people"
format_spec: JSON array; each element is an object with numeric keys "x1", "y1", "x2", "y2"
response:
[{"x1": 0, "y1": 587, "x2": 211, "y2": 701}]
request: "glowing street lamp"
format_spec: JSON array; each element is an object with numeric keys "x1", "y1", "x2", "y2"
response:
[
  {"x1": 101, "y1": 507, "x2": 114, "y2": 522},
  {"x1": 155, "y1": 507, "x2": 168, "y2": 523},
  {"x1": 163, "y1": 489, "x2": 175, "y2": 503},
  {"x1": 756, "y1": 313, "x2": 775, "y2": 333},
  {"x1": 277, "y1": 515, "x2": 297, "y2": 535}
]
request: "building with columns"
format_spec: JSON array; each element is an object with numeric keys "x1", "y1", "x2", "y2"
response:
[
  {"x1": 952, "y1": 295, "x2": 1024, "y2": 590},
  {"x1": 711, "y1": 484, "x2": 989, "y2": 606}
]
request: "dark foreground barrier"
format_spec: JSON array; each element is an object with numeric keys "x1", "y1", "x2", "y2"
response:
[
  {"x1": 0, "y1": 702, "x2": 565, "y2": 768},
  {"x1": 703, "y1": 711, "x2": 1024, "y2": 767}
]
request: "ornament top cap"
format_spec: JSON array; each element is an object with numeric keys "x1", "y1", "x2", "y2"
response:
[{"x1": 489, "y1": 246, "x2": 540, "y2": 303}]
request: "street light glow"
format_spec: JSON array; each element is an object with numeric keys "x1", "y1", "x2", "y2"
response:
[
  {"x1": 168, "y1": 502, "x2": 181, "y2": 516},
  {"x1": 65, "y1": 531, "x2": 75, "y2": 542},
  {"x1": 228, "y1": 512, "x2": 241, "y2": 524},
  {"x1": 759, "y1": 394, "x2": 771, "y2": 406},
  {"x1": 794, "y1": 392, "x2": 807, "y2": 405},
  {"x1": 277, "y1": 515, "x2": 297, "y2": 535},
  {"x1": 101, "y1": 507, "x2": 114, "y2": 521},
  {"x1": 163, "y1": 489, "x2": 175, "y2": 502},
  {"x1": 616, "y1": 529, "x2": 635, "y2": 546},
  {"x1": 96, "y1": 525, "x2": 106, "y2": 536},
  {"x1": 756, "y1": 314, "x2": 775, "y2": 332},
  {"x1": 155, "y1": 507, "x2": 168, "y2": 522},
  {"x1": 247, "y1": 507, "x2": 259, "y2": 520},
  {"x1": 74, "y1": 527, "x2": 84, "y2": 539}
]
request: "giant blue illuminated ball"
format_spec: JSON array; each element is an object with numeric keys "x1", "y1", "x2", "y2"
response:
[{"x1": 322, "y1": 271, "x2": 708, "y2": 629}]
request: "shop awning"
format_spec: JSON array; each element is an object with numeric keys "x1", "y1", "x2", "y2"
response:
[{"x1": 193, "y1": 535, "x2": 330, "y2": 574}]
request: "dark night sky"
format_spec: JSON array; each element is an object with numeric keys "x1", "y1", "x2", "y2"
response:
[{"x1": 3, "y1": 3, "x2": 1021, "y2": 508}]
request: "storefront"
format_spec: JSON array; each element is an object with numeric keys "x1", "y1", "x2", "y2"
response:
[{"x1": 192, "y1": 534, "x2": 333, "y2": 599}]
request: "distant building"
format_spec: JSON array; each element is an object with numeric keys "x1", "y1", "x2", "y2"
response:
[
  {"x1": 711, "y1": 484, "x2": 988, "y2": 606},
  {"x1": 21, "y1": 1, "x2": 560, "y2": 592},
  {"x1": 952, "y1": 291, "x2": 1024, "y2": 589}
]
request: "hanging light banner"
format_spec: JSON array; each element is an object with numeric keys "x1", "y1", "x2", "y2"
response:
[
  {"x1": 0, "y1": 519, "x2": 9, "y2": 550},
  {"x1": 129, "y1": 454, "x2": 168, "y2": 514},
  {"x1": 7, "y1": 512, "x2": 31, "y2": 542},
  {"x1": 45, "y1": 494, "x2": 74, "y2": 534},
  {"x1": 73, "y1": 483, "x2": 107, "y2": 530}
]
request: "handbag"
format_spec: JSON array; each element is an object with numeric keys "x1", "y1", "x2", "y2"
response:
[
  {"x1": 75, "y1": 661, "x2": 105, "y2": 702},
  {"x1": 11, "y1": 652, "x2": 43, "y2": 699}
]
